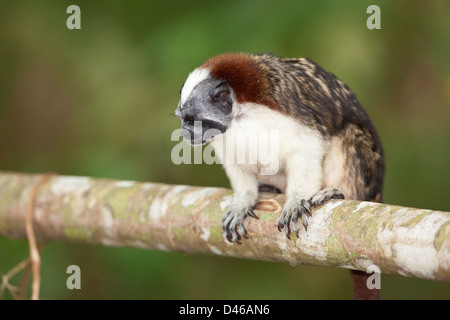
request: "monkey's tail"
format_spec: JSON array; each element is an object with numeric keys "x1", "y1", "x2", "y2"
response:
[{"x1": 351, "y1": 270, "x2": 380, "y2": 300}]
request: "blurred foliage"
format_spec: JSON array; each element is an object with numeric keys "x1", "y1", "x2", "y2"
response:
[{"x1": 0, "y1": 0, "x2": 449, "y2": 299}]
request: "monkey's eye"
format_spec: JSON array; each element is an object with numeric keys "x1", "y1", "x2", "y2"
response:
[
  {"x1": 212, "y1": 90, "x2": 230, "y2": 102},
  {"x1": 210, "y1": 82, "x2": 230, "y2": 102}
]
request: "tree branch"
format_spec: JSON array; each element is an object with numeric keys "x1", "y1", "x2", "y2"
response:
[{"x1": 0, "y1": 171, "x2": 449, "y2": 282}]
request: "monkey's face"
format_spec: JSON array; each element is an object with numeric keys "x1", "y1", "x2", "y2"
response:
[{"x1": 175, "y1": 77, "x2": 233, "y2": 145}]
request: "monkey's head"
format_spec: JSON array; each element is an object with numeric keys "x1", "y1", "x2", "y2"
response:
[
  {"x1": 175, "y1": 69, "x2": 233, "y2": 145},
  {"x1": 175, "y1": 53, "x2": 277, "y2": 145}
]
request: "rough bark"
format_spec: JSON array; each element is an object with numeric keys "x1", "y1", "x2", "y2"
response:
[{"x1": 0, "y1": 171, "x2": 449, "y2": 282}]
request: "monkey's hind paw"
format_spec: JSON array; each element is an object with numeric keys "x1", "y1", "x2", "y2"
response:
[
  {"x1": 222, "y1": 208, "x2": 258, "y2": 244},
  {"x1": 277, "y1": 199, "x2": 311, "y2": 239},
  {"x1": 278, "y1": 188, "x2": 345, "y2": 239},
  {"x1": 310, "y1": 188, "x2": 345, "y2": 208}
]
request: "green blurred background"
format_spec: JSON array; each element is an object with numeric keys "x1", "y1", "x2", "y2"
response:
[{"x1": 1, "y1": 0, "x2": 449, "y2": 299}]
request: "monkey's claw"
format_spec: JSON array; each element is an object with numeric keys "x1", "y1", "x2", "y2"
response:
[
  {"x1": 222, "y1": 209, "x2": 258, "y2": 244},
  {"x1": 278, "y1": 199, "x2": 311, "y2": 239}
]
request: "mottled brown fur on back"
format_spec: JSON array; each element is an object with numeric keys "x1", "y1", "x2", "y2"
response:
[
  {"x1": 323, "y1": 124, "x2": 384, "y2": 202},
  {"x1": 255, "y1": 54, "x2": 385, "y2": 202}
]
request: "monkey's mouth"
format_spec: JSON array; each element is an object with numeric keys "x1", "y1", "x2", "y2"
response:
[{"x1": 181, "y1": 119, "x2": 227, "y2": 146}]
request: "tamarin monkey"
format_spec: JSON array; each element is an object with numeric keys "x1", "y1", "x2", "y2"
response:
[{"x1": 175, "y1": 53, "x2": 385, "y2": 300}]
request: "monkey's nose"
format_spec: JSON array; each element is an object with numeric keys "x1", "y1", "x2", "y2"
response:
[{"x1": 175, "y1": 102, "x2": 184, "y2": 118}]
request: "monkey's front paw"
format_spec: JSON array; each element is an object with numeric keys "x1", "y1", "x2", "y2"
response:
[
  {"x1": 277, "y1": 199, "x2": 311, "y2": 239},
  {"x1": 222, "y1": 209, "x2": 258, "y2": 244}
]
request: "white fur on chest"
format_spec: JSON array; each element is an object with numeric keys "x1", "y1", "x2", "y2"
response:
[{"x1": 211, "y1": 103, "x2": 327, "y2": 196}]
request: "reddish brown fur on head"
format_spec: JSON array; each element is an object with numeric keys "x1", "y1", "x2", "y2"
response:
[{"x1": 200, "y1": 53, "x2": 277, "y2": 110}]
